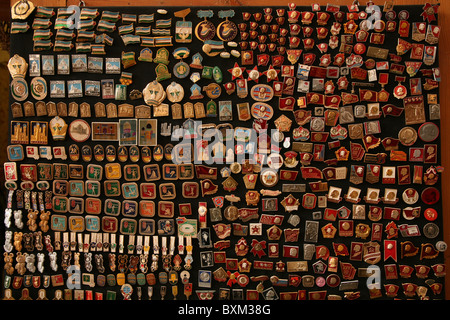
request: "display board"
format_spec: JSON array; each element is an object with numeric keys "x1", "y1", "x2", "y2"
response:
[{"x1": 2, "y1": 1, "x2": 445, "y2": 300}]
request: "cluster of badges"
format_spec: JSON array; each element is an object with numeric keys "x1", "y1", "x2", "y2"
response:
[{"x1": 3, "y1": 0, "x2": 446, "y2": 301}]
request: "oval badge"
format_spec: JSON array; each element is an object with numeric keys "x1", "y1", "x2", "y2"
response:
[
  {"x1": 250, "y1": 84, "x2": 274, "y2": 102},
  {"x1": 251, "y1": 102, "x2": 274, "y2": 120}
]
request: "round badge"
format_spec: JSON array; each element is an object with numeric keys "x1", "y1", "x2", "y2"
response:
[
  {"x1": 260, "y1": 168, "x2": 279, "y2": 188},
  {"x1": 195, "y1": 20, "x2": 216, "y2": 41},
  {"x1": 373, "y1": 19, "x2": 386, "y2": 32},
  {"x1": 398, "y1": 127, "x2": 417, "y2": 146},
  {"x1": 424, "y1": 208, "x2": 438, "y2": 221},
  {"x1": 418, "y1": 122, "x2": 439, "y2": 142},
  {"x1": 326, "y1": 274, "x2": 341, "y2": 288},
  {"x1": 203, "y1": 83, "x2": 221, "y2": 99},
  {"x1": 236, "y1": 274, "x2": 249, "y2": 287},
  {"x1": 272, "y1": 130, "x2": 284, "y2": 143},
  {"x1": 398, "y1": 10, "x2": 409, "y2": 20},
  {"x1": 353, "y1": 43, "x2": 366, "y2": 55},
  {"x1": 30, "y1": 77, "x2": 47, "y2": 100},
  {"x1": 267, "y1": 153, "x2": 283, "y2": 170},
  {"x1": 436, "y1": 241, "x2": 448, "y2": 252},
  {"x1": 230, "y1": 162, "x2": 241, "y2": 174},
  {"x1": 217, "y1": 19, "x2": 238, "y2": 41},
  {"x1": 68, "y1": 119, "x2": 91, "y2": 142},
  {"x1": 421, "y1": 187, "x2": 440, "y2": 205},
  {"x1": 173, "y1": 61, "x2": 190, "y2": 79},
  {"x1": 423, "y1": 222, "x2": 439, "y2": 239},
  {"x1": 315, "y1": 276, "x2": 326, "y2": 287},
  {"x1": 402, "y1": 188, "x2": 419, "y2": 205},
  {"x1": 393, "y1": 84, "x2": 407, "y2": 99},
  {"x1": 364, "y1": 58, "x2": 376, "y2": 69},
  {"x1": 165, "y1": 82, "x2": 184, "y2": 103},
  {"x1": 10, "y1": 78, "x2": 29, "y2": 101}
]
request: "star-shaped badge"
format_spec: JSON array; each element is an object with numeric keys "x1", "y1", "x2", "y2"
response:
[
  {"x1": 228, "y1": 62, "x2": 245, "y2": 80},
  {"x1": 246, "y1": 66, "x2": 260, "y2": 83},
  {"x1": 263, "y1": 65, "x2": 279, "y2": 82}
]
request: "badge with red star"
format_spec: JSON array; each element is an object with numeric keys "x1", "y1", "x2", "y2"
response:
[
  {"x1": 263, "y1": 65, "x2": 279, "y2": 82},
  {"x1": 246, "y1": 66, "x2": 260, "y2": 83},
  {"x1": 228, "y1": 62, "x2": 245, "y2": 80}
]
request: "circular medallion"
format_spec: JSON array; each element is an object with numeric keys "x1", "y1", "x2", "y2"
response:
[
  {"x1": 418, "y1": 122, "x2": 439, "y2": 142},
  {"x1": 424, "y1": 208, "x2": 438, "y2": 221},
  {"x1": 143, "y1": 80, "x2": 166, "y2": 107},
  {"x1": 165, "y1": 82, "x2": 184, "y2": 103},
  {"x1": 393, "y1": 84, "x2": 407, "y2": 99},
  {"x1": 68, "y1": 119, "x2": 91, "y2": 142},
  {"x1": 10, "y1": 78, "x2": 28, "y2": 101},
  {"x1": 267, "y1": 153, "x2": 283, "y2": 170},
  {"x1": 398, "y1": 127, "x2": 417, "y2": 146},
  {"x1": 272, "y1": 130, "x2": 284, "y2": 143},
  {"x1": 436, "y1": 241, "x2": 448, "y2": 252},
  {"x1": 421, "y1": 187, "x2": 440, "y2": 205},
  {"x1": 402, "y1": 188, "x2": 418, "y2": 205},
  {"x1": 260, "y1": 168, "x2": 279, "y2": 188},
  {"x1": 230, "y1": 162, "x2": 241, "y2": 174},
  {"x1": 224, "y1": 205, "x2": 239, "y2": 221},
  {"x1": 217, "y1": 19, "x2": 238, "y2": 41},
  {"x1": 120, "y1": 283, "x2": 133, "y2": 297},
  {"x1": 423, "y1": 222, "x2": 439, "y2": 239},
  {"x1": 326, "y1": 274, "x2": 341, "y2": 288},
  {"x1": 30, "y1": 77, "x2": 47, "y2": 100},
  {"x1": 195, "y1": 20, "x2": 216, "y2": 41},
  {"x1": 353, "y1": 43, "x2": 366, "y2": 55},
  {"x1": 236, "y1": 274, "x2": 249, "y2": 287},
  {"x1": 173, "y1": 61, "x2": 190, "y2": 79},
  {"x1": 315, "y1": 276, "x2": 326, "y2": 287}
]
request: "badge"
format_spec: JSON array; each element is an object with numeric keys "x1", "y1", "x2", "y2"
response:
[
  {"x1": 11, "y1": 0, "x2": 35, "y2": 20},
  {"x1": 174, "y1": 8, "x2": 192, "y2": 43},
  {"x1": 8, "y1": 54, "x2": 29, "y2": 101},
  {"x1": 195, "y1": 10, "x2": 215, "y2": 41},
  {"x1": 421, "y1": 2, "x2": 439, "y2": 23},
  {"x1": 216, "y1": 10, "x2": 237, "y2": 42}
]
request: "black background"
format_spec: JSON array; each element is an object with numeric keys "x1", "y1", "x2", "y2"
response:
[{"x1": 3, "y1": 4, "x2": 444, "y2": 301}]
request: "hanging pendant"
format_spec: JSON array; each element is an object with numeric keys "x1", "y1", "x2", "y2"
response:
[
  {"x1": 175, "y1": 8, "x2": 193, "y2": 43},
  {"x1": 195, "y1": 10, "x2": 215, "y2": 42},
  {"x1": 217, "y1": 10, "x2": 238, "y2": 42}
]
